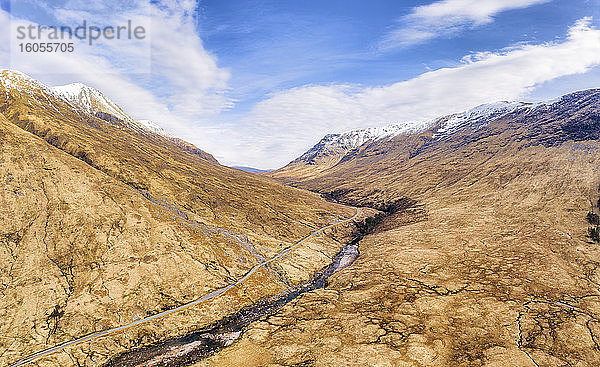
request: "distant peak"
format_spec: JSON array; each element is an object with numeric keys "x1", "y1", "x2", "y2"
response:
[
  {"x1": 51, "y1": 82, "x2": 104, "y2": 98},
  {"x1": 138, "y1": 119, "x2": 169, "y2": 137},
  {"x1": 0, "y1": 69, "x2": 32, "y2": 78},
  {"x1": 53, "y1": 82, "x2": 88, "y2": 91}
]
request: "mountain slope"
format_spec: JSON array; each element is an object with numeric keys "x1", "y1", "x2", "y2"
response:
[
  {"x1": 46, "y1": 75, "x2": 219, "y2": 164},
  {"x1": 271, "y1": 101, "x2": 535, "y2": 182},
  {"x1": 219, "y1": 90, "x2": 600, "y2": 366},
  {"x1": 51, "y1": 83, "x2": 136, "y2": 125},
  {"x1": 0, "y1": 70, "x2": 360, "y2": 366}
]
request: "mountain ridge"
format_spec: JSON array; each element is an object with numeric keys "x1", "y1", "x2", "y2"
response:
[
  {"x1": 272, "y1": 89, "x2": 600, "y2": 182},
  {"x1": 229, "y1": 88, "x2": 600, "y2": 367},
  {"x1": 0, "y1": 69, "x2": 219, "y2": 164},
  {"x1": 0, "y1": 70, "x2": 361, "y2": 366}
]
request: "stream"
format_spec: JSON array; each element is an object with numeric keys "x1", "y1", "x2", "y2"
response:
[
  {"x1": 104, "y1": 196, "x2": 415, "y2": 367},
  {"x1": 104, "y1": 229, "x2": 364, "y2": 367}
]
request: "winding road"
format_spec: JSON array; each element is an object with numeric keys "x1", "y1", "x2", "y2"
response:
[{"x1": 10, "y1": 206, "x2": 360, "y2": 367}]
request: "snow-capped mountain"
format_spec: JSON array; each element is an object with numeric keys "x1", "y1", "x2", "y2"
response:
[
  {"x1": 138, "y1": 119, "x2": 169, "y2": 137},
  {"x1": 50, "y1": 83, "x2": 180, "y2": 140},
  {"x1": 293, "y1": 100, "x2": 543, "y2": 166},
  {"x1": 0, "y1": 69, "x2": 170, "y2": 137},
  {"x1": 0, "y1": 69, "x2": 48, "y2": 95},
  {"x1": 0, "y1": 69, "x2": 218, "y2": 164},
  {"x1": 48, "y1": 80, "x2": 218, "y2": 162},
  {"x1": 50, "y1": 82, "x2": 138, "y2": 126}
]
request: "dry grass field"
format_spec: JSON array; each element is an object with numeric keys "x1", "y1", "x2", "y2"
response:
[
  {"x1": 206, "y1": 90, "x2": 600, "y2": 366},
  {"x1": 0, "y1": 70, "x2": 360, "y2": 366}
]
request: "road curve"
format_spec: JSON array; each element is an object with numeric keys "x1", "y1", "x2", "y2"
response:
[{"x1": 10, "y1": 206, "x2": 360, "y2": 367}]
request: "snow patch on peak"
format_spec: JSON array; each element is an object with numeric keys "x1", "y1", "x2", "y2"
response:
[
  {"x1": 1, "y1": 69, "x2": 36, "y2": 79},
  {"x1": 466, "y1": 101, "x2": 524, "y2": 118},
  {"x1": 0, "y1": 69, "x2": 51, "y2": 94},
  {"x1": 50, "y1": 83, "x2": 88, "y2": 100},
  {"x1": 138, "y1": 120, "x2": 169, "y2": 137},
  {"x1": 296, "y1": 124, "x2": 418, "y2": 163},
  {"x1": 317, "y1": 118, "x2": 436, "y2": 152},
  {"x1": 311, "y1": 101, "x2": 533, "y2": 155},
  {"x1": 50, "y1": 82, "x2": 132, "y2": 123},
  {"x1": 434, "y1": 101, "x2": 528, "y2": 135},
  {"x1": 1, "y1": 69, "x2": 36, "y2": 81},
  {"x1": 321, "y1": 123, "x2": 420, "y2": 151}
]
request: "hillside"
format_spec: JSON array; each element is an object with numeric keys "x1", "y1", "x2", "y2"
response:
[
  {"x1": 50, "y1": 83, "x2": 138, "y2": 126},
  {"x1": 209, "y1": 90, "x2": 600, "y2": 366},
  {"x1": 270, "y1": 100, "x2": 535, "y2": 183},
  {"x1": 49, "y1": 80, "x2": 219, "y2": 164},
  {"x1": 0, "y1": 70, "x2": 360, "y2": 366}
]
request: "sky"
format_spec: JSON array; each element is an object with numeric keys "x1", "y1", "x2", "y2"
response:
[{"x1": 1, "y1": 0, "x2": 600, "y2": 169}]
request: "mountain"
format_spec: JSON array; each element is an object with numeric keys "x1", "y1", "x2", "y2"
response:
[
  {"x1": 51, "y1": 82, "x2": 137, "y2": 126},
  {"x1": 272, "y1": 100, "x2": 535, "y2": 182},
  {"x1": 232, "y1": 166, "x2": 272, "y2": 173},
  {"x1": 51, "y1": 82, "x2": 166, "y2": 138},
  {"x1": 0, "y1": 70, "x2": 359, "y2": 366},
  {"x1": 219, "y1": 89, "x2": 600, "y2": 366},
  {"x1": 49, "y1": 78, "x2": 219, "y2": 164},
  {"x1": 137, "y1": 119, "x2": 169, "y2": 136}
]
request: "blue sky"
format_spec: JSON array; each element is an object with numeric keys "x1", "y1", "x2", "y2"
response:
[
  {"x1": 200, "y1": 0, "x2": 597, "y2": 111},
  {"x1": 2, "y1": 0, "x2": 600, "y2": 168}
]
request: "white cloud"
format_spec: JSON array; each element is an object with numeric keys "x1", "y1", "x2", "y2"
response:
[
  {"x1": 229, "y1": 18, "x2": 600, "y2": 169},
  {"x1": 1, "y1": 0, "x2": 231, "y2": 149},
  {"x1": 380, "y1": 0, "x2": 551, "y2": 49}
]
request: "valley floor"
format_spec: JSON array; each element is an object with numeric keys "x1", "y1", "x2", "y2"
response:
[{"x1": 201, "y1": 182, "x2": 600, "y2": 366}]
